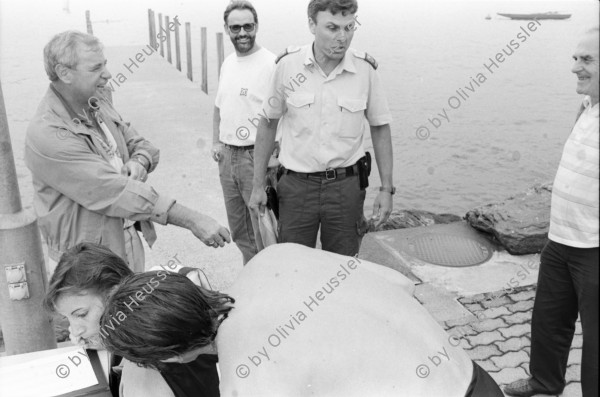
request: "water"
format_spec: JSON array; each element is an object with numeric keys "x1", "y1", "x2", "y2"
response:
[{"x1": 1, "y1": 0, "x2": 598, "y2": 215}]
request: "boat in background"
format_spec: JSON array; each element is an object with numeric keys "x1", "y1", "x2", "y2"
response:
[
  {"x1": 497, "y1": 12, "x2": 571, "y2": 20},
  {"x1": 485, "y1": 14, "x2": 492, "y2": 20}
]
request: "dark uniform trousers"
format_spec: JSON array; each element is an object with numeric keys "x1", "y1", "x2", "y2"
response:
[{"x1": 277, "y1": 171, "x2": 366, "y2": 256}]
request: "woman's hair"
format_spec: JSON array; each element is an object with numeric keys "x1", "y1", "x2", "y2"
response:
[
  {"x1": 307, "y1": 0, "x2": 358, "y2": 23},
  {"x1": 44, "y1": 243, "x2": 133, "y2": 312},
  {"x1": 101, "y1": 272, "x2": 234, "y2": 371}
]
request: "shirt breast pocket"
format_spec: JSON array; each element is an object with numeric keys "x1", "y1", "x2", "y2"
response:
[
  {"x1": 286, "y1": 93, "x2": 315, "y2": 136},
  {"x1": 337, "y1": 97, "x2": 367, "y2": 138}
]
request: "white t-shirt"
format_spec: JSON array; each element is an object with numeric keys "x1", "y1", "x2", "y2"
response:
[{"x1": 215, "y1": 47, "x2": 276, "y2": 146}]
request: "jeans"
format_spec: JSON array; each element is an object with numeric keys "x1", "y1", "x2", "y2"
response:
[
  {"x1": 277, "y1": 171, "x2": 367, "y2": 256},
  {"x1": 218, "y1": 147, "x2": 260, "y2": 264},
  {"x1": 529, "y1": 240, "x2": 598, "y2": 396}
]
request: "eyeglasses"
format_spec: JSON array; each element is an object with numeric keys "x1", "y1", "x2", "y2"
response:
[{"x1": 228, "y1": 23, "x2": 255, "y2": 33}]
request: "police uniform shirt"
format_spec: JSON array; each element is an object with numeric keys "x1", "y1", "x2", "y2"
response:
[{"x1": 262, "y1": 44, "x2": 392, "y2": 173}]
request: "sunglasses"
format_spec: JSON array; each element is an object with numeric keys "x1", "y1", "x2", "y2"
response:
[{"x1": 228, "y1": 23, "x2": 256, "y2": 33}]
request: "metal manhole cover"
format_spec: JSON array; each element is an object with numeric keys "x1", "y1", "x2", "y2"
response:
[{"x1": 407, "y1": 233, "x2": 493, "y2": 267}]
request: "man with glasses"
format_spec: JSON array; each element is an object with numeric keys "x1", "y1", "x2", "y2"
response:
[
  {"x1": 212, "y1": 1, "x2": 276, "y2": 264},
  {"x1": 249, "y1": 0, "x2": 394, "y2": 256},
  {"x1": 26, "y1": 31, "x2": 231, "y2": 275}
]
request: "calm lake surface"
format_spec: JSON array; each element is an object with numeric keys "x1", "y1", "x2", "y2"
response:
[{"x1": 1, "y1": 0, "x2": 598, "y2": 215}]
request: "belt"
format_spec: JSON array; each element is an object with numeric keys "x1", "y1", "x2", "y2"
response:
[
  {"x1": 285, "y1": 163, "x2": 359, "y2": 181},
  {"x1": 224, "y1": 144, "x2": 254, "y2": 151}
]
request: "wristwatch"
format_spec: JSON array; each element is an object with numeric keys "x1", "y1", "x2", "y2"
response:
[
  {"x1": 131, "y1": 155, "x2": 150, "y2": 171},
  {"x1": 379, "y1": 186, "x2": 396, "y2": 195}
]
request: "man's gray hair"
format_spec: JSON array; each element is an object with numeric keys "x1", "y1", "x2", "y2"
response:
[{"x1": 43, "y1": 31, "x2": 103, "y2": 82}]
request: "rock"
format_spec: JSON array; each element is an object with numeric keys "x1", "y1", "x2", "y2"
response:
[
  {"x1": 465, "y1": 183, "x2": 551, "y2": 255},
  {"x1": 368, "y1": 209, "x2": 462, "y2": 232}
]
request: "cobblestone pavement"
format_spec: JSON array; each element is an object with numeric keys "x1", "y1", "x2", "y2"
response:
[{"x1": 442, "y1": 285, "x2": 584, "y2": 397}]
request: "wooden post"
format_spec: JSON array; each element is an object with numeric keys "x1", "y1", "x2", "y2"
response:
[
  {"x1": 216, "y1": 32, "x2": 225, "y2": 80},
  {"x1": 0, "y1": 80, "x2": 57, "y2": 355},
  {"x1": 201, "y1": 27, "x2": 208, "y2": 94},
  {"x1": 175, "y1": 19, "x2": 181, "y2": 71},
  {"x1": 148, "y1": 9, "x2": 156, "y2": 48},
  {"x1": 158, "y1": 13, "x2": 164, "y2": 57},
  {"x1": 85, "y1": 10, "x2": 93, "y2": 35},
  {"x1": 186, "y1": 22, "x2": 193, "y2": 81},
  {"x1": 165, "y1": 15, "x2": 172, "y2": 64}
]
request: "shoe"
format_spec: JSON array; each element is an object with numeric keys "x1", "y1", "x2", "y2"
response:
[{"x1": 503, "y1": 379, "x2": 547, "y2": 397}]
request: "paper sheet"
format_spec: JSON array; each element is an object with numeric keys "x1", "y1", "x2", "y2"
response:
[{"x1": 0, "y1": 347, "x2": 98, "y2": 397}]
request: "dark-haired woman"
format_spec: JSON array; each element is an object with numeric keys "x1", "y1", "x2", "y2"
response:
[
  {"x1": 103, "y1": 243, "x2": 503, "y2": 397},
  {"x1": 44, "y1": 242, "x2": 219, "y2": 397}
]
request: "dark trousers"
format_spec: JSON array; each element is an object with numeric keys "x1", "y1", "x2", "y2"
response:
[
  {"x1": 529, "y1": 240, "x2": 598, "y2": 396},
  {"x1": 277, "y1": 172, "x2": 367, "y2": 256}
]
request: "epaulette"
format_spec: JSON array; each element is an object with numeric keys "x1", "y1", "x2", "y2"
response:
[
  {"x1": 352, "y1": 50, "x2": 378, "y2": 70},
  {"x1": 276, "y1": 46, "x2": 301, "y2": 64}
]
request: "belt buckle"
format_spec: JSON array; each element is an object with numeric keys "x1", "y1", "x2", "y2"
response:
[{"x1": 325, "y1": 168, "x2": 336, "y2": 180}]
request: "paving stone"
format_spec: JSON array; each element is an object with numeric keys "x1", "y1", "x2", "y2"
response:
[
  {"x1": 510, "y1": 289, "x2": 536, "y2": 302},
  {"x1": 459, "y1": 293, "x2": 486, "y2": 305},
  {"x1": 464, "y1": 344, "x2": 502, "y2": 361},
  {"x1": 520, "y1": 363, "x2": 530, "y2": 376},
  {"x1": 446, "y1": 324, "x2": 478, "y2": 338},
  {"x1": 575, "y1": 321, "x2": 582, "y2": 335},
  {"x1": 481, "y1": 295, "x2": 512, "y2": 309},
  {"x1": 499, "y1": 324, "x2": 530, "y2": 339},
  {"x1": 524, "y1": 347, "x2": 530, "y2": 355},
  {"x1": 568, "y1": 349, "x2": 581, "y2": 366},
  {"x1": 471, "y1": 318, "x2": 507, "y2": 332},
  {"x1": 467, "y1": 330, "x2": 504, "y2": 347},
  {"x1": 495, "y1": 336, "x2": 530, "y2": 352},
  {"x1": 491, "y1": 351, "x2": 530, "y2": 369},
  {"x1": 565, "y1": 364, "x2": 581, "y2": 383},
  {"x1": 480, "y1": 306, "x2": 511, "y2": 320},
  {"x1": 474, "y1": 359, "x2": 499, "y2": 373},
  {"x1": 503, "y1": 311, "x2": 532, "y2": 325},
  {"x1": 507, "y1": 300, "x2": 535, "y2": 313},
  {"x1": 489, "y1": 366, "x2": 528, "y2": 386},
  {"x1": 571, "y1": 334, "x2": 582, "y2": 349},
  {"x1": 562, "y1": 382, "x2": 583, "y2": 397},
  {"x1": 465, "y1": 303, "x2": 483, "y2": 313}
]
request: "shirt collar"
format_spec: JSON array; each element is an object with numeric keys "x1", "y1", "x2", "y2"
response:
[
  {"x1": 582, "y1": 95, "x2": 599, "y2": 116},
  {"x1": 303, "y1": 43, "x2": 357, "y2": 77},
  {"x1": 49, "y1": 84, "x2": 97, "y2": 127}
]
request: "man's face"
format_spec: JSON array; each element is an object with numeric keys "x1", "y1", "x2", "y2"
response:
[
  {"x1": 66, "y1": 45, "x2": 111, "y2": 103},
  {"x1": 571, "y1": 32, "x2": 599, "y2": 104},
  {"x1": 226, "y1": 9, "x2": 258, "y2": 55},
  {"x1": 309, "y1": 11, "x2": 356, "y2": 61}
]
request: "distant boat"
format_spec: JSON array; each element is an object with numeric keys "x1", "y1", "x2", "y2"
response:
[
  {"x1": 485, "y1": 14, "x2": 492, "y2": 20},
  {"x1": 497, "y1": 12, "x2": 571, "y2": 20}
]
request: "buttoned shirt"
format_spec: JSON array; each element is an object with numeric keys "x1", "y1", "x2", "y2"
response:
[
  {"x1": 549, "y1": 96, "x2": 599, "y2": 248},
  {"x1": 25, "y1": 86, "x2": 175, "y2": 261},
  {"x1": 262, "y1": 45, "x2": 392, "y2": 172}
]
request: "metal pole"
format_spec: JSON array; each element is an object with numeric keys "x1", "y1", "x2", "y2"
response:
[
  {"x1": 201, "y1": 27, "x2": 207, "y2": 94},
  {"x1": 186, "y1": 22, "x2": 193, "y2": 81},
  {"x1": 216, "y1": 32, "x2": 224, "y2": 80},
  {"x1": 175, "y1": 19, "x2": 181, "y2": 71},
  {"x1": 150, "y1": 10, "x2": 157, "y2": 48},
  {"x1": 165, "y1": 15, "x2": 172, "y2": 64},
  {"x1": 0, "y1": 80, "x2": 56, "y2": 355},
  {"x1": 85, "y1": 10, "x2": 93, "y2": 35}
]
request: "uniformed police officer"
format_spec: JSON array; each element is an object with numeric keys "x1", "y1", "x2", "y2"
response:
[{"x1": 249, "y1": 0, "x2": 394, "y2": 256}]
